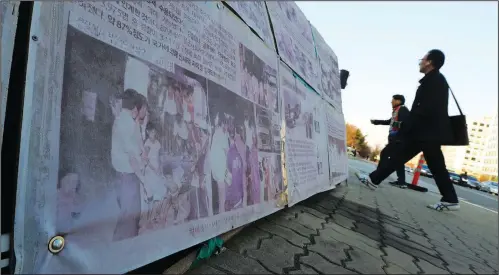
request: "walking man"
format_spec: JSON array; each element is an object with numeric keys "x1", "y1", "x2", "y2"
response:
[
  {"x1": 371, "y1": 94, "x2": 410, "y2": 188},
  {"x1": 365, "y1": 49, "x2": 460, "y2": 211}
]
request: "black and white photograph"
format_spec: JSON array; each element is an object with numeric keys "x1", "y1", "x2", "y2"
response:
[
  {"x1": 319, "y1": 56, "x2": 340, "y2": 103},
  {"x1": 328, "y1": 135, "x2": 347, "y2": 180},
  {"x1": 274, "y1": 1, "x2": 314, "y2": 45},
  {"x1": 239, "y1": 43, "x2": 278, "y2": 112},
  {"x1": 207, "y1": 80, "x2": 262, "y2": 215},
  {"x1": 271, "y1": 115, "x2": 282, "y2": 154},
  {"x1": 255, "y1": 104, "x2": 280, "y2": 163},
  {"x1": 260, "y1": 153, "x2": 283, "y2": 202},
  {"x1": 57, "y1": 26, "x2": 214, "y2": 244},
  {"x1": 255, "y1": 106, "x2": 276, "y2": 153}
]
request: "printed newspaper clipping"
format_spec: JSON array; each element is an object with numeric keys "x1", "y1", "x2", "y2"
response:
[
  {"x1": 12, "y1": 1, "x2": 348, "y2": 273},
  {"x1": 16, "y1": 2, "x2": 283, "y2": 273},
  {"x1": 311, "y1": 25, "x2": 342, "y2": 111},
  {"x1": 266, "y1": 2, "x2": 320, "y2": 92},
  {"x1": 326, "y1": 103, "x2": 349, "y2": 185}
]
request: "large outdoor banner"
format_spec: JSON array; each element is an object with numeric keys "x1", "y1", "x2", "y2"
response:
[
  {"x1": 266, "y1": 2, "x2": 320, "y2": 93},
  {"x1": 1, "y1": 2, "x2": 19, "y2": 146},
  {"x1": 311, "y1": 25, "x2": 342, "y2": 111},
  {"x1": 14, "y1": 2, "x2": 283, "y2": 273},
  {"x1": 281, "y1": 62, "x2": 323, "y2": 206},
  {"x1": 224, "y1": 2, "x2": 275, "y2": 51},
  {"x1": 325, "y1": 104, "x2": 348, "y2": 185}
]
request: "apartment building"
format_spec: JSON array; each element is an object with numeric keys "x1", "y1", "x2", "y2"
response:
[
  {"x1": 442, "y1": 145, "x2": 466, "y2": 173},
  {"x1": 481, "y1": 113, "x2": 498, "y2": 180},
  {"x1": 440, "y1": 114, "x2": 498, "y2": 180}
]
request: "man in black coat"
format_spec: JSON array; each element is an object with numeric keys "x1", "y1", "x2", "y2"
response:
[
  {"x1": 364, "y1": 49, "x2": 460, "y2": 212},
  {"x1": 371, "y1": 94, "x2": 410, "y2": 188}
]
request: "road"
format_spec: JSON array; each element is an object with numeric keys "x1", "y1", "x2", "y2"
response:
[{"x1": 348, "y1": 158, "x2": 498, "y2": 213}]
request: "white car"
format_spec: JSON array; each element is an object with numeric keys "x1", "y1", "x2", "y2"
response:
[
  {"x1": 404, "y1": 166, "x2": 413, "y2": 173},
  {"x1": 488, "y1": 182, "x2": 498, "y2": 195}
]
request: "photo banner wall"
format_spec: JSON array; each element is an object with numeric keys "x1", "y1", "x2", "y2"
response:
[
  {"x1": 325, "y1": 103, "x2": 349, "y2": 185},
  {"x1": 12, "y1": 1, "x2": 348, "y2": 274},
  {"x1": 311, "y1": 25, "x2": 342, "y2": 111},
  {"x1": 14, "y1": 2, "x2": 283, "y2": 273},
  {"x1": 266, "y1": 2, "x2": 320, "y2": 93}
]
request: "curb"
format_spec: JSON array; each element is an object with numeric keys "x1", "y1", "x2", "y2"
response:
[{"x1": 162, "y1": 226, "x2": 246, "y2": 275}]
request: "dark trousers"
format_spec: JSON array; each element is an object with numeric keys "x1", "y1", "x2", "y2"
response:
[
  {"x1": 113, "y1": 172, "x2": 141, "y2": 241},
  {"x1": 370, "y1": 141, "x2": 458, "y2": 203},
  {"x1": 378, "y1": 143, "x2": 406, "y2": 184}
]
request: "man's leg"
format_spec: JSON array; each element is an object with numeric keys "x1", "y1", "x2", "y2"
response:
[
  {"x1": 368, "y1": 141, "x2": 420, "y2": 187},
  {"x1": 396, "y1": 164, "x2": 406, "y2": 184},
  {"x1": 422, "y1": 144, "x2": 459, "y2": 204}
]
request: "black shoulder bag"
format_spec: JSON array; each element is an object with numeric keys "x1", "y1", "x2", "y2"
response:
[{"x1": 442, "y1": 87, "x2": 469, "y2": 146}]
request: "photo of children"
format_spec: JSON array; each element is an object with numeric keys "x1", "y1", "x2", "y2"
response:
[
  {"x1": 239, "y1": 43, "x2": 278, "y2": 113},
  {"x1": 57, "y1": 26, "x2": 212, "y2": 243},
  {"x1": 207, "y1": 80, "x2": 261, "y2": 214}
]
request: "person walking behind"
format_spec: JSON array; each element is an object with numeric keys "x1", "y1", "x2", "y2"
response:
[
  {"x1": 371, "y1": 94, "x2": 410, "y2": 188},
  {"x1": 364, "y1": 49, "x2": 460, "y2": 211}
]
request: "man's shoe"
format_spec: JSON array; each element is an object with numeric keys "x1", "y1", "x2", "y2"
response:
[
  {"x1": 427, "y1": 202, "x2": 460, "y2": 212},
  {"x1": 397, "y1": 183, "x2": 408, "y2": 189},
  {"x1": 364, "y1": 176, "x2": 378, "y2": 190},
  {"x1": 390, "y1": 181, "x2": 408, "y2": 189}
]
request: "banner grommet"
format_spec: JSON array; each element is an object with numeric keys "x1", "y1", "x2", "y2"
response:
[{"x1": 48, "y1": 235, "x2": 65, "y2": 254}]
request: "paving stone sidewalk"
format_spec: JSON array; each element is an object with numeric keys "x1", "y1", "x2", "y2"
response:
[{"x1": 187, "y1": 171, "x2": 499, "y2": 274}]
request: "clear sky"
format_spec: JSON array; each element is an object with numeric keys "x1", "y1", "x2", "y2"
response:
[{"x1": 297, "y1": 1, "x2": 498, "y2": 148}]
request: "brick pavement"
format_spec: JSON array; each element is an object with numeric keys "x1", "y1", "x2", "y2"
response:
[{"x1": 187, "y1": 171, "x2": 499, "y2": 274}]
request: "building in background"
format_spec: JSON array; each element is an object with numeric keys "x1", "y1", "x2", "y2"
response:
[
  {"x1": 440, "y1": 113, "x2": 498, "y2": 181},
  {"x1": 442, "y1": 146, "x2": 466, "y2": 173},
  {"x1": 481, "y1": 113, "x2": 498, "y2": 181}
]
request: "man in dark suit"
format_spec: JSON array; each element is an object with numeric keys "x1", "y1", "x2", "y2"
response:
[
  {"x1": 364, "y1": 49, "x2": 460, "y2": 211},
  {"x1": 371, "y1": 94, "x2": 410, "y2": 188}
]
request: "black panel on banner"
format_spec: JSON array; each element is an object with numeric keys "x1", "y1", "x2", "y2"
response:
[
  {"x1": 1, "y1": 2, "x2": 34, "y2": 274},
  {"x1": 264, "y1": 2, "x2": 280, "y2": 59},
  {"x1": 221, "y1": 2, "x2": 265, "y2": 46}
]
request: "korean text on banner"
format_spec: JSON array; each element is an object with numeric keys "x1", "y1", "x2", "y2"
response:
[
  {"x1": 14, "y1": 2, "x2": 283, "y2": 273},
  {"x1": 325, "y1": 103, "x2": 348, "y2": 185},
  {"x1": 281, "y1": 61, "x2": 321, "y2": 206},
  {"x1": 311, "y1": 25, "x2": 342, "y2": 111},
  {"x1": 314, "y1": 100, "x2": 333, "y2": 193},
  {"x1": 266, "y1": 2, "x2": 320, "y2": 93}
]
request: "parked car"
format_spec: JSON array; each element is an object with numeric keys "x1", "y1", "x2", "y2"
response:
[
  {"x1": 466, "y1": 176, "x2": 481, "y2": 190},
  {"x1": 404, "y1": 166, "x2": 413, "y2": 173},
  {"x1": 448, "y1": 172, "x2": 461, "y2": 185},
  {"x1": 420, "y1": 165, "x2": 433, "y2": 178},
  {"x1": 462, "y1": 175, "x2": 480, "y2": 189},
  {"x1": 487, "y1": 181, "x2": 498, "y2": 195},
  {"x1": 479, "y1": 181, "x2": 494, "y2": 192}
]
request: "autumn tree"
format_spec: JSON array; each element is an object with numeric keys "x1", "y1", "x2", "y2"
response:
[
  {"x1": 370, "y1": 145, "x2": 382, "y2": 162},
  {"x1": 345, "y1": 123, "x2": 371, "y2": 158},
  {"x1": 345, "y1": 123, "x2": 359, "y2": 147}
]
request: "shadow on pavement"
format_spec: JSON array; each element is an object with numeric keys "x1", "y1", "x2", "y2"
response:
[{"x1": 187, "y1": 181, "x2": 498, "y2": 275}]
